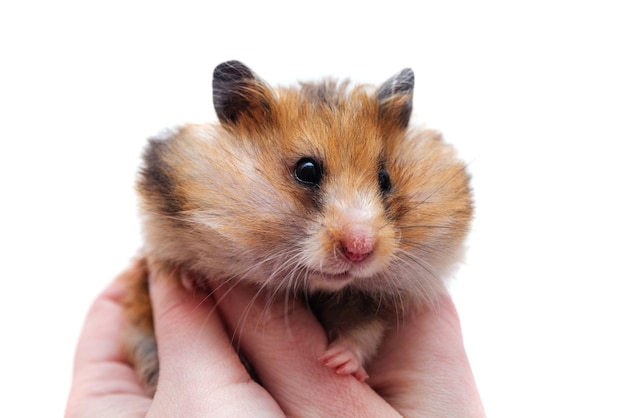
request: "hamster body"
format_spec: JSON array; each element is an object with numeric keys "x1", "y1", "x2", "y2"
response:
[{"x1": 124, "y1": 60, "x2": 473, "y2": 393}]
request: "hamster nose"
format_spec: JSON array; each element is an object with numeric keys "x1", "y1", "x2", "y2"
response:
[{"x1": 342, "y1": 234, "x2": 374, "y2": 263}]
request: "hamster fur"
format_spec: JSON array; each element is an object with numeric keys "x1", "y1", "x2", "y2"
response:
[{"x1": 122, "y1": 60, "x2": 473, "y2": 394}]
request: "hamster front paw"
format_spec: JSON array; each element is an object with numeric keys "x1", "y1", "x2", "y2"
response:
[{"x1": 319, "y1": 340, "x2": 369, "y2": 381}]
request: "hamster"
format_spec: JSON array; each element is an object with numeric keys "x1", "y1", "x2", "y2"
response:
[{"x1": 122, "y1": 60, "x2": 473, "y2": 395}]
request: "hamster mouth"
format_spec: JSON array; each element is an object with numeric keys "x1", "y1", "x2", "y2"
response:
[
  {"x1": 306, "y1": 254, "x2": 381, "y2": 289},
  {"x1": 319, "y1": 270, "x2": 351, "y2": 281},
  {"x1": 311, "y1": 257, "x2": 379, "y2": 283}
]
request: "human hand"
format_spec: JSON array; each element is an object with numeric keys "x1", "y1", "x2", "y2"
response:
[
  {"x1": 65, "y1": 263, "x2": 484, "y2": 417},
  {"x1": 366, "y1": 293, "x2": 486, "y2": 416}
]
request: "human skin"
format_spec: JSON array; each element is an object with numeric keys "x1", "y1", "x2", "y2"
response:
[{"x1": 65, "y1": 263, "x2": 484, "y2": 417}]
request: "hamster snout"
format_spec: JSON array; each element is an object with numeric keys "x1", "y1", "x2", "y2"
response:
[{"x1": 307, "y1": 196, "x2": 397, "y2": 291}]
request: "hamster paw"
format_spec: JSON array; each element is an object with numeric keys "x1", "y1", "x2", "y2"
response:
[{"x1": 319, "y1": 343, "x2": 369, "y2": 381}]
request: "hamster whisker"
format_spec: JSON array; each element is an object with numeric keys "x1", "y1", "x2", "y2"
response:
[
  {"x1": 396, "y1": 224, "x2": 470, "y2": 231},
  {"x1": 243, "y1": 252, "x2": 309, "y2": 338},
  {"x1": 401, "y1": 238, "x2": 465, "y2": 264},
  {"x1": 390, "y1": 250, "x2": 440, "y2": 307}
]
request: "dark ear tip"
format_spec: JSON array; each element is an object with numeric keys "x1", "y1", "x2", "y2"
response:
[
  {"x1": 400, "y1": 68, "x2": 415, "y2": 83},
  {"x1": 378, "y1": 67, "x2": 415, "y2": 101},
  {"x1": 213, "y1": 60, "x2": 254, "y2": 83},
  {"x1": 377, "y1": 67, "x2": 415, "y2": 127},
  {"x1": 395, "y1": 68, "x2": 415, "y2": 93}
]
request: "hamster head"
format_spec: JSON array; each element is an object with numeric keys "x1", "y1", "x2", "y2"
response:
[{"x1": 138, "y1": 60, "x2": 472, "y2": 301}]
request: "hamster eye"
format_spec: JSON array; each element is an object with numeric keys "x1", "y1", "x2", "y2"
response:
[
  {"x1": 378, "y1": 168, "x2": 392, "y2": 193},
  {"x1": 294, "y1": 157, "x2": 323, "y2": 187}
]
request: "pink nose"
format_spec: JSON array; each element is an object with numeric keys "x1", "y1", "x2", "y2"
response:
[{"x1": 342, "y1": 234, "x2": 374, "y2": 263}]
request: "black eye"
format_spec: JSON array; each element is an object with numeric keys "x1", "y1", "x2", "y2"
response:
[
  {"x1": 378, "y1": 168, "x2": 392, "y2": 193},
  {"x1": 294, "y1": 157, "x2": 322, "y2": 187}
]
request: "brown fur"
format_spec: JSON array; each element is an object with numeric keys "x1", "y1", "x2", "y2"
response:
[{"x1": 122, "y1": 61, "x2": 473, "y2": 394}]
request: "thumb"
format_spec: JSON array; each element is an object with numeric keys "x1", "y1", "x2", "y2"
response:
[{"x1": 147, "y1": 268, "x2": 282, "y2": 416}]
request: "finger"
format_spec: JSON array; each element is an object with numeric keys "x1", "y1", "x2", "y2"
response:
[
  {"x1": 66, "y1": 263, "x2": 151, "y2": 416},
  {"x1": 367, "y1": 294, "x2": 485, "y2": 417},
  {"x1": 213, "y1": 283, "x2": 401, "y2": 417},
  {"x1": 147, "y1": 268, "x2": 283, "y2": 416}
]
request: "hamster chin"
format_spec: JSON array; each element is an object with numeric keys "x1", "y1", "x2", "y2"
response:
[{"x1": 305, "y1": 270, "x2": 385, "y2": 293}]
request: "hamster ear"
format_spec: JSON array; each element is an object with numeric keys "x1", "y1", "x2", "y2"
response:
[
  {"x1": 377, "y1": 68, "x2": 415, "y2": 128},
  {"x1": 212, "y1": 60, "x2": 274, "y2": 126}
]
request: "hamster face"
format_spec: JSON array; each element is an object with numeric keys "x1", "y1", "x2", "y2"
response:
[{"x1": 138, "y1": 62, "x2": 472, "y2": 302}]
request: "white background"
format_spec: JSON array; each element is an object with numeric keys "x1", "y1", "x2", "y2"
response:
[{"x1": 1, "y1": 1, "x2": 625, "y2": 416}]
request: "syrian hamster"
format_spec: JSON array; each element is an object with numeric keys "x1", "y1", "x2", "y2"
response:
[{"x1": 122, "y1": 60, "x2": 473, "y2": 394}]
